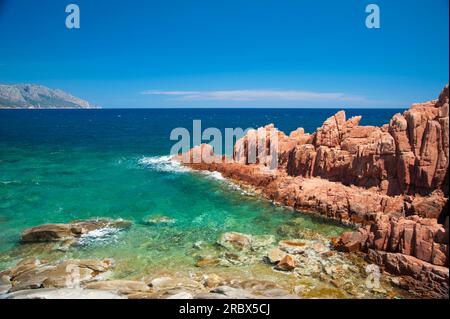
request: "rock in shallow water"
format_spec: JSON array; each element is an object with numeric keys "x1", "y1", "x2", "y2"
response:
[
  {"x1": 217, "y1": 232, "x2": 275, "y2": 252},
  {"x1": 20, "y1": 218, "x2": 132, "y2": 243},
  {"x1": 142, "y1": 215, "x2": 176, "y2": 225}
]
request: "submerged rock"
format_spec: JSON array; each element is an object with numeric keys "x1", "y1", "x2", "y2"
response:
[
  {"x1": 142, "y1": 215, "x2": 176, "y2": 225},
  {"x1": 195, "y1": 257, "x2": 221, "y2": 268},
  {"x1": 217, "y1": 232, "x2": 275, "y2": 252},
  {"x1": 217, "y1": 232, "x2": 252, "y2": 251}
]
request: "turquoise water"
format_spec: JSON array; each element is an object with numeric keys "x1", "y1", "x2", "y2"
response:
[{"x1": 0, "y1": 109, "x2": 405, "y2": 291}]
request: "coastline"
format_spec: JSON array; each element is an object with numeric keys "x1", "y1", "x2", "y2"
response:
[
  {"x1": 176, "y1": 85, "x2": 449, "y2": 298},
  {"x1": 0, "y1": 88, "x2": 447, "y2": 299}
]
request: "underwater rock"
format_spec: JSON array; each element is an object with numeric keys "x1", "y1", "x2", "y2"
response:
[
  {"x1": 217, "y1": 232, "x2": 275, "y2": 252},
  {"x1": 217, "y1": 232, "x2": 252, "y2": 251},
  {"x1": 195, "y1": 257, "x2": 221, "y2": 268},
  {"x1": 142, "y1": 215, "x2": 176, "y2": 225}
]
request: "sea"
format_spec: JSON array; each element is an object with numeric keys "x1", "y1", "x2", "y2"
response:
[{"x1": 0, "y1": 108, "x2": 407, "y2": 298}]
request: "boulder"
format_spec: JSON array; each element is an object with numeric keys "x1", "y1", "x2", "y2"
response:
[
  {"x1": 266, "y1": 247, "x2": 286, "y2": 264},
  {"x1": 275, "y1": 255, "x2": 297, "y2": 271},
  {"x1": 21, "y1": 218, "x2": 131, "y2": 243},
  {"x1": 2, "y1": 258, "x2": 114, "y2": 293}
]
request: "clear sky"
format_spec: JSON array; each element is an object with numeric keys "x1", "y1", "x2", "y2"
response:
[{"x1": 0, "y1": 0, "x2": 448, "y2": 108}]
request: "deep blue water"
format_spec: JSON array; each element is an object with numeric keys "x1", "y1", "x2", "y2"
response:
[{"x1": 0, "y1": 108, "x2": 404, "y2": 154}]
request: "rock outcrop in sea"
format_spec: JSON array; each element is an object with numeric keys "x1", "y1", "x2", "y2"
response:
[{"x1": 177, "y1": 85, "x2": 449, "y2": 298}]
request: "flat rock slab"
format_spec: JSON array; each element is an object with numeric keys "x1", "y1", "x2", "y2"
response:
[{"x1": 2, "y1": 288, "x2": 125, "y2": 299}]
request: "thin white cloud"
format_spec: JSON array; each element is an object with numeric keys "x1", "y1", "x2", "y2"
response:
[{"x1": 141, "y1": 89, "x2": 365, "y2": 102}]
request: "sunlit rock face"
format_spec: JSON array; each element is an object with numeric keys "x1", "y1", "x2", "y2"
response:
[{"x1": 178, "y1": 86, "x2": 449, "y2": 298}]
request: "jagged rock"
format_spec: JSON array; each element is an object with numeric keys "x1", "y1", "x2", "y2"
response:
[
  {"x1": 217, "y1": 232, "x2": 252, "y2": 250},
  {"x1": 335, "y1": 214, "x2": 448, "y2": 267},
  {"x1": 177, "y1": 85, "x2": 450, "y2": 298},
  {"x1": 367, "y1": 250, "x2": 449, "y2": 298},
  {"x1": 217, "y1": 232, "x2": 274, "y2": 251},
  {"x1": 266, "y1": 248, "x2": 286, "y2": 264},
  {"x1": 84, "y1": 280, "x2": 150, "y2": 295},
  {"x1": 275, "y1": 255, "x2": 297, "y2": 271}
]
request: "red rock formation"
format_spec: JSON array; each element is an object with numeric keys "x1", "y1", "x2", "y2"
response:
[
  {"x1": 177, "y1": 85, "x2": 449, "y2": 298},
  {"x1": 231, "y1": 85, "x2": 449, "y2": 198}
]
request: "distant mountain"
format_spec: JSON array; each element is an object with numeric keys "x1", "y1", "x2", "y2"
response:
[{"x1": 0, "y1": 84, "x2": 98, "y2": 109}]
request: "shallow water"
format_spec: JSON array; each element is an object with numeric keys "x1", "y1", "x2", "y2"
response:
[{"x1": 0, "y1": 108, "x2": 411, "y2": 298}]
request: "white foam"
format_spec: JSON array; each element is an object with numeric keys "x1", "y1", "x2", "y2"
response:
[
  {"x1": 138, "y1": 156, "x2": 254, "y2": 196},
  {"x1": 138, "y1": 156, "x2": 190, "y2": 173},
  {"x1": 202, "y1": 171, "x2": 225, "y2": 181},
  {"x1": 201, "y1": 170, "x2": 254, "y2": 196},
  {"x1": 77, "y1": 227, "x2": 120, "y2": 246}
]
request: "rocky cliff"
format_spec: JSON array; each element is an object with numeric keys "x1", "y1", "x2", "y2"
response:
[
  {"x1": 0, "y1": 84, "x2": 97, "y2": 109},
  {"x1": 177, "y1": 85, "x2": 449, "y2": 298}
]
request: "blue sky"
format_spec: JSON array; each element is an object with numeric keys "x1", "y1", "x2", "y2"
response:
[{"x1": 0, "y1": 0, "x2": 448, "y2": 108}]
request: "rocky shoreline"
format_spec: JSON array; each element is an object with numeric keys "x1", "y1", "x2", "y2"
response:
[
  {"x1": 1, "y1": 217, "x2": 414, "y2": 299},
  {"x1": 0, "y1": 87, "x2": 447, "y2": 299},
  {"x1": 176, "y1": 85, "x2": 449, "y2": 298}
]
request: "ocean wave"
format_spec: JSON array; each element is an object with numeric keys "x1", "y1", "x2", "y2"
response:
[
  {"x1": 138, "y1": 155, "x2": 190, "y2": 173},
  {"x1": 138, "y1": 155, "x2": 253, "y2": 196},
  {"x1": 77, "y1": 227, "x2": 121, "y2": 246},
  {"x1": 200, "y1": 170, "x2": 254, "y2": 196},
  {"x1": 201, "y1": 171, "x2": 225, "y2": 181}
]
